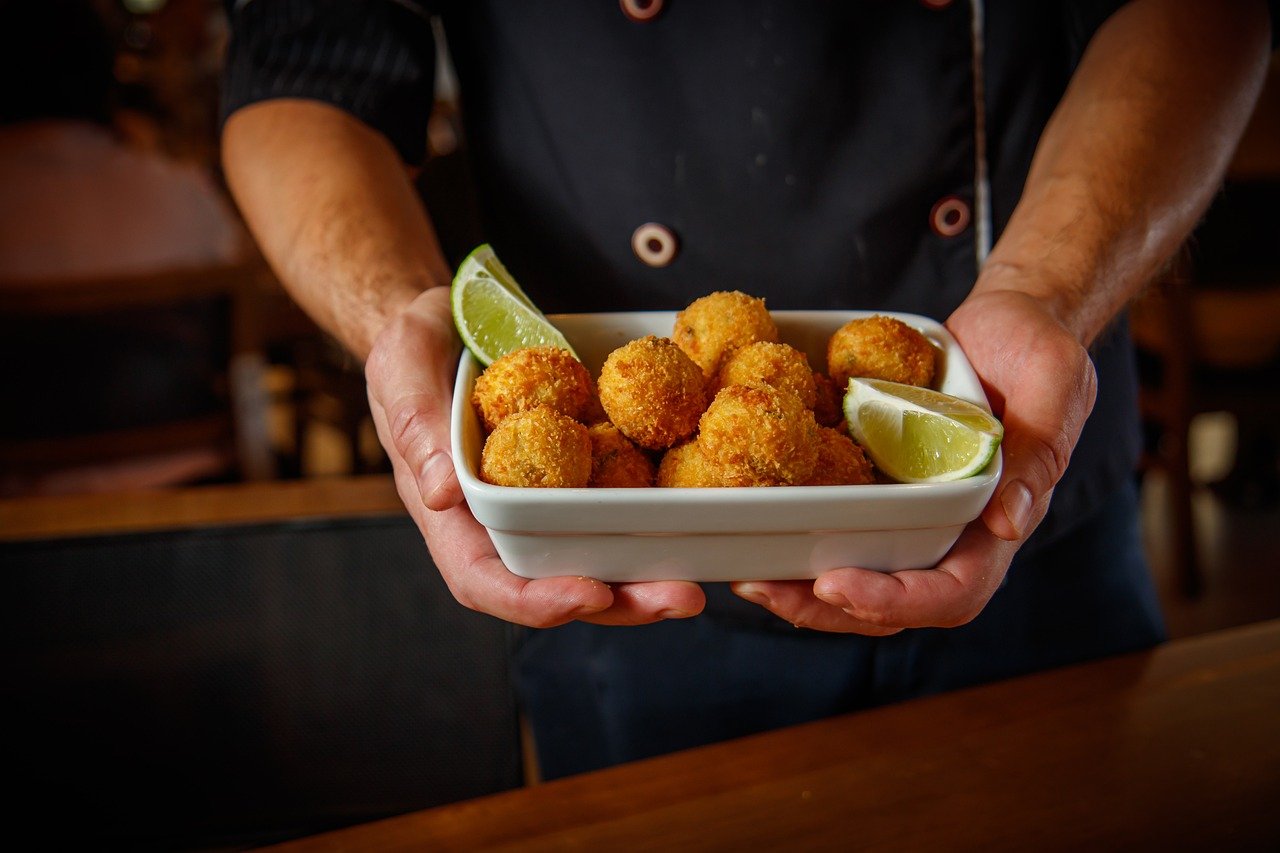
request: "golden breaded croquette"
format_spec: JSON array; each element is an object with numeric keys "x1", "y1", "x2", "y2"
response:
[
  {"x1": 811, "y1": 372, "x2": 844, "y2": 428},
  {"x1": 827, "y1": 314, "x2": 937, "y2": 389},
  {"x1": 588, "y1": 422, "x2": 655, "y2": 488},
  {"x1": 480, "y1": 405, "x2": 591, "y2": 488},
  {"x1": 697, "y1": 383, "x2": 819, "y2": 486},
  {"x1": 672, "y1": 290, "x2": 779, "y2": 378},
  {"x1": 713, "y1": 341, "x2": 817, "y2": 409},
  {"x1": 804, "y1": 426, "x2": 875, "y2": 486},
  {"x1": 472, "y1": 346, "x2": 594, "y2": 432},
  {"x1": 598, "y1": 336, "x2": 707, "y2": 450},
  {"x1": 827, "y1": 314, "x2": 936, "y2": 388},
  {"x1": 656, "y1": 439, "x2": 740, "y2": 487}
]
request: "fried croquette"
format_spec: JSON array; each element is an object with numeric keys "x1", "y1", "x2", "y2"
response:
[
  {"x1": 812, "y1": 372, "x2": 844, "y2": 428},
  {"x1": 656, "y1": 439, "x2": 763, "y2": 487},
  {"x1": 672, "y1": 290, "x2": 779, "y2": 378},
  {"x1": 657, "y1": 440, "x2": 722, "y2": 487},
  {"x1": 697, "y1": 383, "x2": 819, "y2": 486},
  {"x1": 472, "y1": 346, "x2": 594, "y2": 432},
  {"x1": 713, "y1": 341, "x2": 817, "y2": 409},
  {"x1": 826, "y1": 315, "x2": 937, "y2": 389},
  {"x1": 598, "y1": 336, "x2": 707, "y2": 450},
  {"x1": 480, "y1": 405, "x2": 591, "y2": 488},
  {"x1": 804, "y1": 426, "x2": 875, "y2": 486},
  {"x1": 588, "y1": 422, "x2": 655, "y2": 488}
]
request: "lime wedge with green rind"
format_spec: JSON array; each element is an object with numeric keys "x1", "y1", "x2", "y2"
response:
[
  {"x1": 450, "y1": 244, "x2": 577, "y2": 366},
  {"x1": 843, "y1": 377, "x2": 1002, "y2": 483}
]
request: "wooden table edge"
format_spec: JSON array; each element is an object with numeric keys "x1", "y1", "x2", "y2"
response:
[{"x1": 0, "y1": 475, "x2": 404, "y2": 542}]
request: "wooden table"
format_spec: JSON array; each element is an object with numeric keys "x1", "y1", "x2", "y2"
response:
[
  {"x1": 268, "y1": 619, "x2": 1280, "y2": 851},
  {"x1": 0, "y1": 474, "x2": 403, "y2": 542}
]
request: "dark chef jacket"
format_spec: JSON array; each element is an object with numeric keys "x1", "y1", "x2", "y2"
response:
[{"x1": 223, "y1": 0, "x2": 1179, "y2": 551}]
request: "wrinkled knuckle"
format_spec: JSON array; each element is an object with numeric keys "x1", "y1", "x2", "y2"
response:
[{"x1": 389, "y1": 400, "x2": 437, "y2": 460}]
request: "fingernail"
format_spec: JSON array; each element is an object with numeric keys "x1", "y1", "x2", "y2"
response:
[
  {"x1": 1001, "y1": 480, "x2": 1033, "y2": 537},
  {"x1": 659, "y1": 608, "x2": 695, "y2": 620},
  {"x1": 734, "y1": 584, "x2": 771, "y2": 608},
  {"x1": 419, "y1": 451, "x2": 453, "y2": 503},
  {"x1": 816, "y1": 591, "x2": 851, "y2": 610}
]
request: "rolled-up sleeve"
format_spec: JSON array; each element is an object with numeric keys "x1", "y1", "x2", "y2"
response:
[{"x1": 221, "y1": 0, "x2": 438, "y2": 164}]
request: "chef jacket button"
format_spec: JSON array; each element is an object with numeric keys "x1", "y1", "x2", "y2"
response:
[
  {"x1": 920, "y1": 0, "x2": 954, "y2": 9},
  {"x1": 632, "y1": 223, "x2": 679, "y2": 268},
  {"x1": 930, "y1": 196, "x2": 971, "y2": 238},
  {"x1": 620, "y1": 0, "x2": 664, "y2": 23}
]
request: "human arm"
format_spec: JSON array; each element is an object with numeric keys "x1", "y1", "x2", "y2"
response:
[
  {"x1": 732, "y1": 0, "x2": 1272, "y2": 632},
  {"x1": 221, "y1": 99, "x2": 705, "y2": 626}
]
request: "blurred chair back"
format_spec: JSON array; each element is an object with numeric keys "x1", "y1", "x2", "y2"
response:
[
  {"x1": 0, "y1": 480, "x2": 522, "y2": 848},
  {"x1": 1133, "y1": 196, "x2": 1280, "y2": 597},
  {"x1": 0, "y1": 261, "x2": 277, "y2": 495}
]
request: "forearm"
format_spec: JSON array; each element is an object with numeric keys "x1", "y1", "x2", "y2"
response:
[
  {"x1": 221, "y1": 99, "x2": 452, "y2": 360},
  {"x1": 977, "y1": 0, "x2": 1271, "y2": 346}
]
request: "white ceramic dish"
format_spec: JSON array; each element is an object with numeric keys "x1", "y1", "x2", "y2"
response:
[{"x1": 451, "y1": 310, "x2": 1001, "y2": 582}]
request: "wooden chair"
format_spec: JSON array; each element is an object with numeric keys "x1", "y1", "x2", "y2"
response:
[
  {"x1": 1132, "y1": 261, "x2": 1280, "y2": 597},
  {"x1": 0, "y1": 260, "x2": 278, "y2": 494}
]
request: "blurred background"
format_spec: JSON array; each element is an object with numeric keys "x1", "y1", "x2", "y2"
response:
[
  {"x1": 1, "y1": 0, "x2": 1274, "y2": 615},
  {"x1": 0, "y1": 0, "x2": 478, "y2": 498},
  {"x1": 1, "y1": 0, "x2": 1278, "y2": 628},
  {"x1": 0, "y1": 0, "x2": 1277, "y2": 847}
]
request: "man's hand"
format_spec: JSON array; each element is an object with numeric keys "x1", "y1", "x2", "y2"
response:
[
  {"x1": 728, "y1": 0, "x2": 1269, "y2": 633},
  {"x1": 365, "y1": 287, "x2": 706, "y2": 627},
  {"x1": 730, "y1": 290, "x2": 1092, "y2": 633}
]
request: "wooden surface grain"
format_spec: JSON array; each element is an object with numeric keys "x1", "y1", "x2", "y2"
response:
[
  {"x1": 0, "y1": 474, "x2": 403, "y2": 541},
  {"x1": 267, "y1": 620, "x2": 1280, "y2": 852}
]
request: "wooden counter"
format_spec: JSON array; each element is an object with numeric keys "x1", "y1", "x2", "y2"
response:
[
  {"x1": 0, "y1": 474, "x2": 403, "y2": 541},
  {"x1": 268, "y1": 619, "x2": 1280, "y2": 851}
]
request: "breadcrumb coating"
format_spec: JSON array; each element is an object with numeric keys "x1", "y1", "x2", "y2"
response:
[
  {"x1": 588, "y1": 422, "x2": 655, "y2": 488},
  {"x1": 712, "y1": 341, "x2": 817, "y2": 409},
  {"x1": 656, "y1": 439, "x2": 745, "y2": 487},
  {"x1": 672, "y1": 290, "x2": 779, "y2": 378},
  {"x1": 480, "y1": 405, "x2": 591, "y2": 488},
  {"x1": 826, "y1": 315, "x2": 937, "y2": 389},
  {"x1": 598, "y1": 335, "x2": 707, "y2": 450},
  {"x1": 472, "y1": 346, "x2": 594, "y2": 432},
  {"x1": 697, "y1": 383, "x2": 819, "y2": 486},
  {"x1": 811, "y1": 372, "x2": 845, "y2": 428},
  {"x1": 804, "y1": 426, "x2": 876, "y2": 486}
]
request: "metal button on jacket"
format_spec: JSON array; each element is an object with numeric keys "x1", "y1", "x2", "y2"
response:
[
  {"x1": 620, "y1": 0, "x2": 664, "y2": 23},
  {"x1": 632, "y1": 223, "x2": 678, "y2": 267},
  {"x1": 930, "y1": 196, "x2": 971, "y2": 238}
]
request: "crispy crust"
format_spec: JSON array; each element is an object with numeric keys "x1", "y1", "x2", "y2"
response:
[
  {"x1": 472, "y1": 346, "x2": 594, "y2": 432},
  {"x1": 712, "y1": 341, "x2": 818, "y2": 409},
  {"x1": 804, "y1": 426, "x2": 876, "y2": 486},
  {"x1": 588, "y1": 422, "x2": 656, "y2": 488},
  {"x1": 672, "y1": 290, "x2": 779, "y2": 378},
  {"x1": 598, "y1": 335, "x2": 707, "y2": 450},
  {"x1": 480, "y1": 405, "x2": 591, "y2": 487},
  {"x1": 697, "y1": 383, "x2": 819, "y2": 486},
  {"x1": 826, "y1": 315, "x2": 937, "y2": 389}
]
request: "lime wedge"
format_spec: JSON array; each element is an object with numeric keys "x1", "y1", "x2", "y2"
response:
[
  {"x1": 843, "y1": 378, "x2": 1002, "y2": 483},
  {"x1": 450, "y1": 244, "x2": 577, "y2": 366}
]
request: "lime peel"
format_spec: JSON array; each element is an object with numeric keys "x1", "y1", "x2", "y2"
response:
[
  {"x1": 451, "y1": 244, "x2": 578, "y2": 366},
  {"x1": 843, "y1": 378, "x2": 1002, "y2": 483}
]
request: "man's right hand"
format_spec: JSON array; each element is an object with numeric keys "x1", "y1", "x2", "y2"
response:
[{"x1": 365, "y1": 287, "x2": 706, "y2": 627}]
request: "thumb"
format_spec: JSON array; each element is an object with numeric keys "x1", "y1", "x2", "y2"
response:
[
  {"x1": 384, "y1": 391, "x2": 462, "y2": 512},
  {"x1": 982, "y1": 344, "x2": 1097, "y2": 543},
  {"x1": 365, "y1": 288, "x2": 464, "y2": 512}
]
